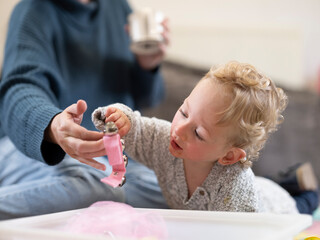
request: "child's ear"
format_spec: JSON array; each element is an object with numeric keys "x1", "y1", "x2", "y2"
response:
[{"x1": 218, "y1": 148, "x2": 246, "y2": 166}]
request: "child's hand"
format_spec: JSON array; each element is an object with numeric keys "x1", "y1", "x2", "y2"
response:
[{"x1": 104, "y1": 107, "x2": 131, "y2": 137}]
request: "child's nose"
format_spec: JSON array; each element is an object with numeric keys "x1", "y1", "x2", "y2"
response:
[{"x1": 175, "y1": 122, "x2": 188, "y2": 141}]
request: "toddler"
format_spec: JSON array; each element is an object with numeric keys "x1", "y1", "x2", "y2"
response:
[{"x1": 92, "y1": 61, "x2": 299, "y2": 213}]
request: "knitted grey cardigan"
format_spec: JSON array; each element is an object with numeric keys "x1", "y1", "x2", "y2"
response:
[{"x1": 93, "y1": 104, "x2": 298, "y2": 213}]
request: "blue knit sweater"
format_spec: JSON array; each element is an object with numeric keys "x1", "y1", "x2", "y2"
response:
[{"x1": 0, "y1": 0, "x2": 164, "y2": 165}]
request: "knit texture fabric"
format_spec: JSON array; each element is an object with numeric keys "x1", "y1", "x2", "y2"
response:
[
  {"x1": 0, "y1": 0, "x2": 164, "y2": 165},
  {"x1": 92, "y1": 104, "x2": 299, "y2": 213},
  {"x1": 92, "y1": 104, "x2": 259, "y2": 212}
]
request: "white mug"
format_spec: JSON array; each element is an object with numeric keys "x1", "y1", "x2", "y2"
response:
[{"x1": 128, "y1": 8, "x2": 164, "y2": 55}]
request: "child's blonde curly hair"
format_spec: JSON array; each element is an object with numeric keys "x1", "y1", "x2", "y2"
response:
[{"x1": 204, "y1": 61, "x2": 288, "y2": 168}]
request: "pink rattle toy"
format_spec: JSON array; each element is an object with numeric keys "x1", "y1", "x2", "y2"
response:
[{"x1": 101, "y1": 121, "x2": 128, "y2": 188}]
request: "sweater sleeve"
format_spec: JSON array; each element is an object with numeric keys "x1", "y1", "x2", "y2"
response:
[
  {"x1": 92, "y1": 103, "x2": 172, "y2": 170},
  {"x1": 0, "y1": 2, "x2": 65, "y2": 165}
]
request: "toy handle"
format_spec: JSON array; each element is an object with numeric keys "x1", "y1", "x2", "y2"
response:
[{"x1": 101, "y1": 134, "x2": 127, "y2": 188}]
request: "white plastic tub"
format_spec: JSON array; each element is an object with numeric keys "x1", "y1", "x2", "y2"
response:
[{"x1": 0, "y1": 208, "x2": 312, "y2": 240}]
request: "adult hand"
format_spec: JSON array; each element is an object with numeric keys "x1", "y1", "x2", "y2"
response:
[
  {"x1": 45, "y1": 100, "x2": 106, "y2": 170},
  {"x1": 104, "y1": 107, "x2": 131, "y2": 138},
  {"x1": 136, "y1": 17, "x2": 170, "y2": 70}
]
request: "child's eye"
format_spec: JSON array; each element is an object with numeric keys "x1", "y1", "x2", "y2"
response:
[
  {"x1": 195, "y1": 129, "x2": 204, "y2": 141},
  {"x1": 179, "y1": 109, "x2": 187, "y2": 118}
]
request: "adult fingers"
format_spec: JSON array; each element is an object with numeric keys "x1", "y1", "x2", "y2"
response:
[
  {"x1": 76, "y1": 99, "x2": 87, "y2": 114},
  {"x1": 63, "y1": 136, "x2": 105, "y2": 155},
  {"x1": 61, "y1": 122, "x2": 103, "y2": 141},
  {"x1": 66, "y1": 100, "x2": 87, "y2": 115},
  {"x1": 64, "y1": 100, "x2": 87, "y2": 124},
  {"x1": 76, "y1": 156, "x2": 106, "y2": 171},
  {"x1": 162, "y1": 29, "x2": 170, "y2": 46},
  {"x1": 81, "y1": 148, "x2": 108, "y2": 159},
  {"x1": 161, "y1": 17, "x2": 170, "y2": 32}
]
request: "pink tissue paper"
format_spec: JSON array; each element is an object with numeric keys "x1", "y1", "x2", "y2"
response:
[{"x1": 65, "y1": 201, "x2": 168, "y2": 240}]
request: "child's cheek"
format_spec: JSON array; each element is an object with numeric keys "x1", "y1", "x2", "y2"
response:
[{"x1": 186, "y1": 144, "x2": 201, "y2": 161}]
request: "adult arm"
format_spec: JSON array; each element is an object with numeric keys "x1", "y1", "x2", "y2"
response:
[
  {"x1": 131, "y1": 20, "x2": 170, "y2": 109},
  {"x1": 0, "y1": 3, "x2": 64, "y2": 164},
  {"x1": 120, "y1": 0, "x2": 169, "y2": 109},
  {"x1": 0, "y1": 3, "x2": 105, "y2": 168}
]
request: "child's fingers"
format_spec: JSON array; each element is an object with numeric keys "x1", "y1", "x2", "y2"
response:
[
  {"x1": 105, "y1": 111, "x2": 122, "y2": 123},
  {"x1": 116, "y1": 115, "x2": 131, "y2": 137},
  {"x1": 113, "y1": 115, "x2": 127, "y2": 129},
  {"x1": 105, "y1": 109, "x2": 131, "y2": 137},
  {"x1": 104, "y1": 107, "x2": 117, "y2": 118},
  {"x1": 105, "y1": 107, "x2": 121, "y2": 120},
  {"x1": 104, "y1": 108, "x2": 130, "y2": 136},
  {"x1": 118, "y1": 123, "x2": 131, "y2": 137}
]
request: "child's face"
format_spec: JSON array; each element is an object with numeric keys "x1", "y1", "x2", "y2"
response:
[{"x1": 169, "y1": 78, "x2": 234, "y2": 163}]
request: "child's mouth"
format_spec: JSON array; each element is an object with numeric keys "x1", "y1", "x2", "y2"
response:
[{"x1": 170, "y1": 139, "x2": 182, "y2": 150}]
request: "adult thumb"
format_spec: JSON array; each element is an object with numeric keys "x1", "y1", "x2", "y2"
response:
[
  {"x1": 66, "y1": 100, "x2": 87, "y2": 124},
  {"x1": 76, "y1": 99, "x2": 87, "y2": 115}
]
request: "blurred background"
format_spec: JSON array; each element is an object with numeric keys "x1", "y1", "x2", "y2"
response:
[
  {"x1": 130, "y1": 0, "x2": 320, "y2": 182},
  {"x1": 1, "y1": 0, "x2": 319, "y2": 181},
  {"x1": 129, "y1": 0, "x2": 320, "y2": 91}
]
